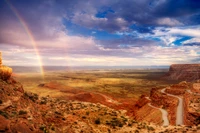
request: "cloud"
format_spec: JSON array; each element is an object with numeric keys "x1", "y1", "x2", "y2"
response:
[
  {"x1": 0, "y1": 0, "x2": 200, "y2": 66},
  {"x1": 167, "y1": 28, "x2": 200, "y2": 37},
  {"x1": 150, "y1": 26, "x2": 200, "y2": 45},
  {"x1": 71, "y1": 12, "x2": 129, "y2": 32},
  {"x1": 2, "y1": 0, "x2": 200, "y2": 33},
  {"x1": 183, "y1": 38, "x2": 200, "y2": 44},
  {"x1": 156, "y1": 17, "x2": 183, "y2": 26},
  {"x1": 153, "y1": 0, "x2": 200, "y2": 17}
]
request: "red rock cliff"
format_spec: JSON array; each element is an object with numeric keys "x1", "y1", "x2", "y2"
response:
[{"x1": 164, "y1": 64, "x2": 200, "y2": 81}]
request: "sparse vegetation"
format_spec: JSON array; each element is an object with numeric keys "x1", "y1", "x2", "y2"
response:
[
  {"x1": 0, "y1": 110, "x2": 9, "y2": 119},
  {"x1": 1, "y1": 66, "x2": 200, "y2": 132},
  {"x1": 18, "y1": 110, "x2": 27, "y2": 115},
  {"x1": 86, "y1": 111, "x2": 90, "y2": 115},
  {"x1": 147, "y1": 126, "x2": 155, "y2": 131},
  {"x1": 39, "y1": 125, "x2": 48, "y2": 133},
  {"x1": 95, "y1": 118, "x2": 101, "y2": 124},
  {"x1": 24, "y1": 92, "x2": 38, "y2": 102},
  {"x1": 17, "y1": 69, "x2": 170, "y2": 99}
]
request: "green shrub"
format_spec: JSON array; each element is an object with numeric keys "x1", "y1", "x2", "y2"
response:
[
  {"x1": 147, "y1": 126, "x2": 155, "y2": 131},
  {"x1": 86, "y1": 111, "x2": 89, "y2": 115},
  {"x1": 82, "y1": 116, "x2": 86, "y2": 119},
  {"x1": 24, "y1": 92, "x2": 38, "y2": 102},
  {"x1": 19, "y1": 110, "x2": 27, "y2": 115},
  {"x1": 95, "y1": 118, "x2": 101, "y2": 124}
]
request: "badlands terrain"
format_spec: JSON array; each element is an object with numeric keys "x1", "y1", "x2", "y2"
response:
[{"x1": 0, "y1": 55, "x2": 200, "y2": 132}]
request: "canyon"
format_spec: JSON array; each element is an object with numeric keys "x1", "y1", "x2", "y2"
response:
[
  {"x1": 0, "y1": 53, "x2": 200, "y2": 132},
  {"x1": 134, "y1": 81, "x2": 200, "y2": 127}
]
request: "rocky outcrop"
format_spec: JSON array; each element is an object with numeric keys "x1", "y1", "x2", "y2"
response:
[
  {"x1": 135, "y1": 95, "x2": 149, "y2": 108},
  {"x1": 183, "y1": 91, "x2": 200, "y2": 125},
  {"x1": 134, "y1": 104, "x2": 163, "y2": 125},
  {"x1": 164, "y1": 64, "x2": 200, "y2": 81},
  {"x1": 165, "y1": 88, "x2": 185, "y2": 95},
  {"x1": 192, "y1": 82, "x2": 200, "y2": 93},
  {"x1": 0, "y1": 52, "x2": 12, "y2": 80},
  {"x1": 164, "y1": 82, "x2": 190, "y2": 95},
  {"x1": 130, "y1": 95, "x2": 163, "y2": 124},
  {"x1": 0, "y1": 52, "x2": 2, "y2": 66},
  {"x1": 0, "y1": 66, "x2": 12, "y2": 81}
]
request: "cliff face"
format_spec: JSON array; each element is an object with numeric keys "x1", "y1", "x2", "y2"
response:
[
  {"x1": 165, "y1": 81, "x2": 190, "y2": 95},
  {"x1": 164, "y1": 64, "x2": 200, "y2": 81}
]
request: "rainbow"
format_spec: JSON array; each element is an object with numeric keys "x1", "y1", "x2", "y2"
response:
[{"x1": 5, "y1": 0, "x2": 44, "y2": 78}]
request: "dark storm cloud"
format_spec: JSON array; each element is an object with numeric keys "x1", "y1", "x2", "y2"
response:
[
  {"x1": 1, "y1": 0, "x2": 200, "y2": 35},
  {"x1": 153, "y1": 0, "x2": 200, "y2": 17},
  {"x1": 110, "y1": 0, "x2": 200, "y2": 27},
  {"x1": 51, "y1": 0, "x2": 200, "y2": 32}
]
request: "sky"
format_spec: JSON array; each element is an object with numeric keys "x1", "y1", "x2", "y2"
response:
[{"x1": 0, "y1": 0, "x2": 200, "y2": 66}]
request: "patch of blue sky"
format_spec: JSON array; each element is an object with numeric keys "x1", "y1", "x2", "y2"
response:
[
  {"x1": 94, "y1": 30, "x2": 122, "y2": 40},
  {"x1": 95, "y1": 11, "x2": 107, "y2": 18},
  {"x1": 95, "y1": 7, "x2": 115, "y2": 18},
  {"x1": 144, "y1": 36, "x2": 161, "y2": 41},
  {"x1": 130, "y1": 24, "x2": 155, "y2": 34},
  {"x1": 172, "y1": 36, "x2": 193, "y2": 46},
  {"x1": 63, "y1": 19, "x2": 121, "y2": 40}
]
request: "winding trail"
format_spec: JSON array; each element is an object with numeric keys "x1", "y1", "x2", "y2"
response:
[
  {"x1": 146, "y1": 97, "x2": 169, "y2": 126},
  {"x1": 161, "y1": 88, "x2": 183, "y2": 125}
]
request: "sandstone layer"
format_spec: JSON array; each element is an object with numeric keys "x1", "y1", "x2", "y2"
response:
[{"x1": 164, "y1": 64, "x2": 200, "y2": 81}]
